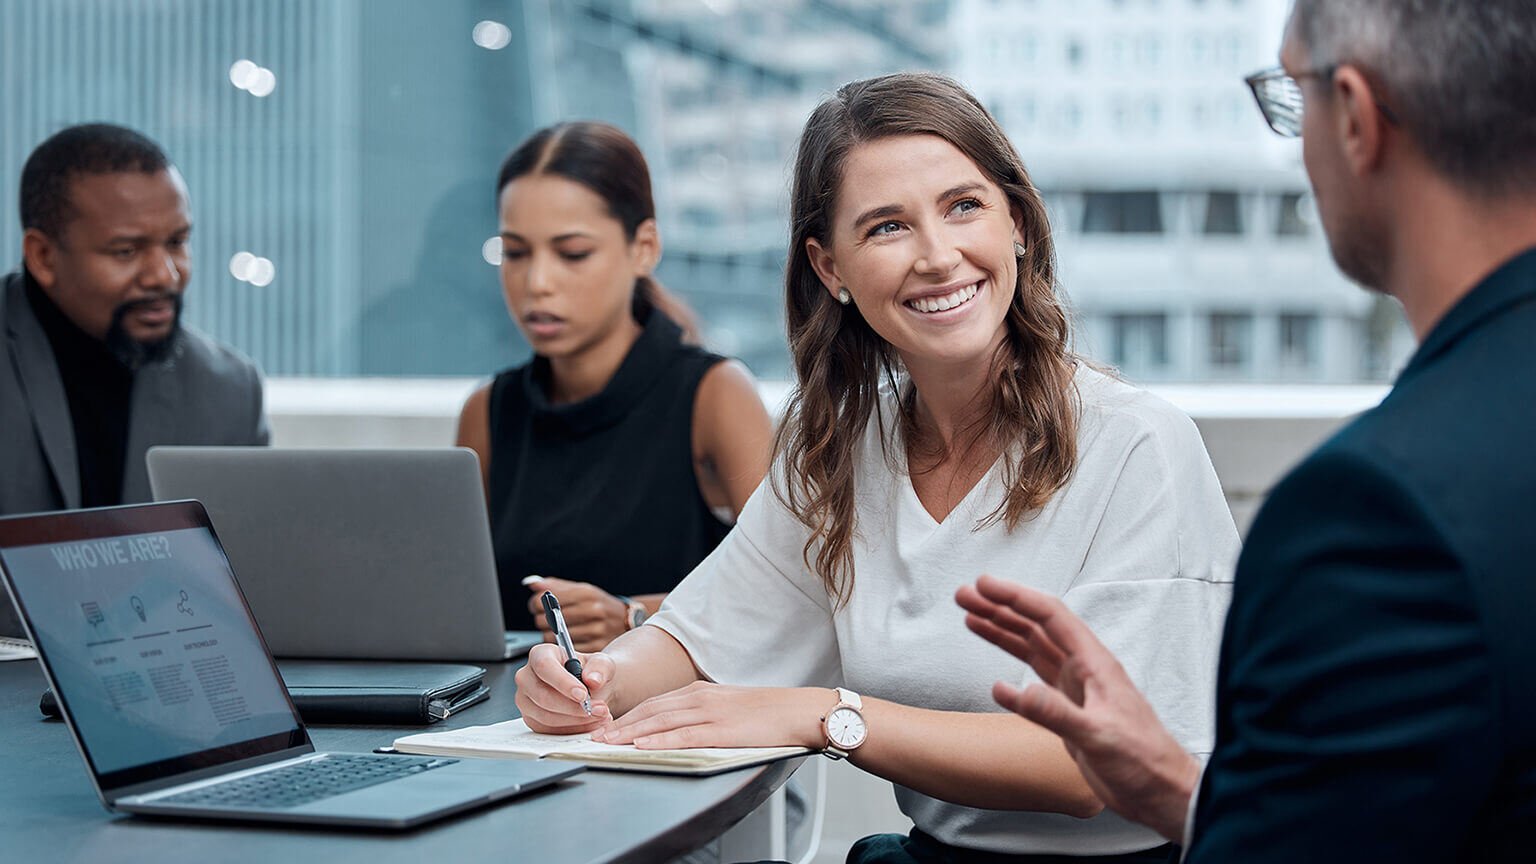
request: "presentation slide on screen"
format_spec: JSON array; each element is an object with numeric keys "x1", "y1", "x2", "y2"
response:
[{"x1": 2, "y1": 527, "x2": 297, "y2": 775}]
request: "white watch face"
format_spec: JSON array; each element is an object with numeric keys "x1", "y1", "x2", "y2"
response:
[{"x1": 827, "y1": 706, "x2": 867, "y2": 749}]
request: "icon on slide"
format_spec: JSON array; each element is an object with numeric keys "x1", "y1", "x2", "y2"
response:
[
  {"x1": 176, "y1": 590, "x2": 194, "y2": 617},
  {"x1": 130, "y1": 596, "x2": 147, "y2": 622},
  {"x1": 81, "y1": 601, "x2": 105, "y2": 628}
]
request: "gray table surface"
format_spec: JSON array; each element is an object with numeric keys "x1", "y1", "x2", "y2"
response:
[{"x1": 0, "y1": 658, "x2": 801, "y2": 864}]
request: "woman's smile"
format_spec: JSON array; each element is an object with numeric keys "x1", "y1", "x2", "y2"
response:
[{"x1": 903, "y1": 279, "x2": 984, "y2": 317}]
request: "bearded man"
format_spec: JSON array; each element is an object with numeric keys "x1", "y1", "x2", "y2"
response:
[{"x1": 1, "y1": 124, "x2": 268, "y2": 633}]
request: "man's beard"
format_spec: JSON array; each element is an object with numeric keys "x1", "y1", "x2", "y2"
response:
[{"x1": 105, "y1": 294, "x2": 183, "y2": 370}]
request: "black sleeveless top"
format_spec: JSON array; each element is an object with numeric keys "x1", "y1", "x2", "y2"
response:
[{"x1": 487, "y1": 310, "x2": 734, "y2": 631}]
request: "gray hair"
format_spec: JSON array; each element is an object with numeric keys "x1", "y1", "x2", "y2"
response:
[{"x1": 1289, "y1": 0, "x2": 1536, "y2": 197}]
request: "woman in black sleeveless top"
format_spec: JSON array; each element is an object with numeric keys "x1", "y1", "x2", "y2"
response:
[{"x1": 456, "y1": 122, "x2": 772, "y2": 652}]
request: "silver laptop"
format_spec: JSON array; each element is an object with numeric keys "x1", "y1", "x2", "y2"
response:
[
  {"x1": 147, "y1": 447, "x2": 543, "y2": 662},
  {"x1": 0, "y1": 501, "x2": 581, "y2": 829}
]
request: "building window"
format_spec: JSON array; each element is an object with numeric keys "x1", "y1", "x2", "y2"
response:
[
  {"x1": 1203, "y1": 191, "x2": 1243, "y2": 235},
  {"x1": 1020, "y1": 35, "x2": 1039, "y2": 64},
  {"x1": 1208, "y1": 312, "x2": 1253, "y2": 369},
  {"x1": 1224, "y1": 33, "x2": 1243, "y2": 67},
  {"x1": 1019, "y1": 96, "x2": 1037, "y2": 128},
  {"x1": 1190, "y1": 34, "x2": 1208, "y2": 65},
  {"x1": 1275, "y1": 192, "x2": 1311, "y2": 236},
  {"x1": 1225, "y1": 95, "x2": 1246, "y2": 129},
  {"x1": 1279, "y1": 312, "x2": 1319, "y2": 369},
  {"x1": 1112, "y1": 97, "x2": 1130, "y2": 131},
  {"x1": 1110, "y1": 313, "x2": 1169, "y2": 372},
  {"x1": 1067, "y1": 38, "x2": 1086, "y2": 69},
  {"x1": 1058, "y1": 98, "x2": 1084, "y2": 133},
  {"x1": 1082, "y1": 191, "x2": 1163, "y2": 234}
]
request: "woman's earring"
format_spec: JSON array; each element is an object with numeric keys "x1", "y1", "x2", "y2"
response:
[
  {"x1": 837, "y1": 288, "x2": 852, "y2": 305},
  {"x1": 1013, "y1": 241, "x2": 1027, "y2": 258}
]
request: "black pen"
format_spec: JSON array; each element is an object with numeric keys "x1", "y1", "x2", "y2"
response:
[{"x1": 540, "y1": 591, "x2": 592, "y2": 716}]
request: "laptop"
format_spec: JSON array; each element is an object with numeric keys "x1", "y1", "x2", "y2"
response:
[
  {"x1": 146, "y1": 447, "x2": 544, "y2": 662},
  {"x1": 0, "y1": 501, "x2": 581, "y2": 829}
]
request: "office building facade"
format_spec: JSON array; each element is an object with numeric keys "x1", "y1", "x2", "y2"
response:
[
  {"x1": 2, "y1": 0, "x2": 1407, "y2": 381},
  {"x1": 951, "y1": 0, "x2": 1410, "y2": 382}
]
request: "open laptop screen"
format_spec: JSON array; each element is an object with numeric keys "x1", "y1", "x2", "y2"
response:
[{"x1": 0, "y1": 503, "x2": 307, "y2": 793}]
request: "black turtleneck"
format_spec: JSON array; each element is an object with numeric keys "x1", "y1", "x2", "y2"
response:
[{"x1": 24, "y1": 274, "x2": 134, "y2": 508}]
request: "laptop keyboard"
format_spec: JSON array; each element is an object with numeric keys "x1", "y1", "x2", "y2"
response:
[{"x1": 154, "y1": 753, "x2": 459, "y2": 809}]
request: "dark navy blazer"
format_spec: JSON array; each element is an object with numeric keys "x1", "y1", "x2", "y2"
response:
[{"x1": 1188, "y1": 247, "x2": 1536, "y2": 862}]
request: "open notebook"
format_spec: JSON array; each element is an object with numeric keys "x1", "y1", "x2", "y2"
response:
[{"x1": 394, "y1": 719, "x2": 811, "y2": 776}]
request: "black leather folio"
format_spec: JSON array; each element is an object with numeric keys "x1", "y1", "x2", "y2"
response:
[
  {"x1": 41, "y1": 661, "x2": 489, "y2": 725},
  {"x1": 275, "y1": 661, "x2": 490, "y2": 724}
]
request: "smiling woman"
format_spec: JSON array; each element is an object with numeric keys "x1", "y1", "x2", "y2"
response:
[
  {"x1": 514, "y1": 75, "x2": 1240, "y2": 863},
  {"x1": 793, "y1": 127, "x2": 1073, "y2": 591}
]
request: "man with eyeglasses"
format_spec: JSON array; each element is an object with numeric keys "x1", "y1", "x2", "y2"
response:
[
  {"x1": 1, "y1": 124, "x2": 269, "y2": 635},
  {"x1": 957, "y1": 0, "x2": 1536, "y2": 860}
]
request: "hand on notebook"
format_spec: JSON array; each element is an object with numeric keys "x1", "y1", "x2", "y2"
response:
[
  {"x1": 591, "y1": 681, "x2": 829, "y2": 751},
  {"x1": 515, "y1": 643, "x2": 616, "y2": 734},
  {"x1": 525, "y1": 577, "x2": 627, "y2": 652}
]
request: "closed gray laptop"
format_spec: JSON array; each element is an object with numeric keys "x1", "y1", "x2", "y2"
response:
[
  {"x1": 0, "y1": 501, "x2": 580, "y2": 829},
  {"x1": 147, "y1": 447, "x2": 543, "y2": 662}
]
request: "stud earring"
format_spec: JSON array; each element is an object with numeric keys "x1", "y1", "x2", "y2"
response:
[
  {"x1": 1013, "y1": 241, "x2": 1027, "y2": 258},
  {"x1": 837, "y1": 288, "x2": 852, "y2": 305}
]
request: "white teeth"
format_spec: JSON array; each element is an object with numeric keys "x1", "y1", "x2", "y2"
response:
[{"x1": 907, "y1": 282, "x2": 979, "y2": 314}]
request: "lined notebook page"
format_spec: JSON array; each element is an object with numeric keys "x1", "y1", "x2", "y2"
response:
[{"x1": 395, "y1": 718, "x2": 809, "y2": 769}]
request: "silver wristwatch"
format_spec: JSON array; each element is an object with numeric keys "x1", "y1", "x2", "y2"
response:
[{"x1": 821, "y1": 687, "x2": 867, "y2": 760}]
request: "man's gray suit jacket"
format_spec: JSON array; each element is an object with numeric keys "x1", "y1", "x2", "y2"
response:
[{"x1": 0, "y1": 269, "x2": 270, "y2": 634}]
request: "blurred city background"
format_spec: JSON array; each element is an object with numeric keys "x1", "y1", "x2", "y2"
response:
[{"x1": 0, "y1": 0, "x2": 1414, "y2": 383}]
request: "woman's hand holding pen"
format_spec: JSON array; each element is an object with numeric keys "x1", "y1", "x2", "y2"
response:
[
  {"x1": 591, "y1": 682, "x2": 829, "y2": 751},
  {"x1": 524, "y1": 576, "x2": 627, "y2": 652},
  {"x1": 514, "y1": 643, "x2": 617, "y2": 734}
]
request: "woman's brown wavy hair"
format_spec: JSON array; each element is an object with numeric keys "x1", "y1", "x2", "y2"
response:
[{"x1": 772, "y1": 73, "x2": 1079, "y2": 607}]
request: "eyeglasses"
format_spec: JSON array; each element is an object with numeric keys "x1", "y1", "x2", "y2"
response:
[
  {"x1": 1244, "y1": 65, "x2": 1400, "y2": 138},
  {"x1": 1244, "y1": 66, "x2": 1324, "y2": 137}
]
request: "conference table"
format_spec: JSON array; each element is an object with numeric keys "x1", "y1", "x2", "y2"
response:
[{"x1": 0, "y1": 658, "x2": 803, "y2": 863}]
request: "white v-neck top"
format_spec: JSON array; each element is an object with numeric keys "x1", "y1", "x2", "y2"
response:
[{"x1": 649, "y1": 365, "x2": 1238, "y2": 855}]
